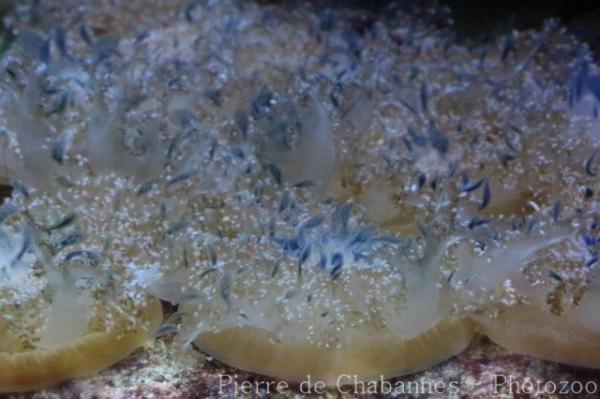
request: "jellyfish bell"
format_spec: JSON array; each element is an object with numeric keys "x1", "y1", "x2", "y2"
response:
[
  {"x1": 0, "y1": 297, "x2": 162, "y2": 393},
  {"x1": 171, "y1": 197, "x2": 472, "y2": 385},
  {"x1": 473, "y1": 300, "x2": 600, "y2": 370},
  {"x1": 472, "y1": 272, "x2": 600, "y2": 369},
  {"x1": 0, "y1": 202, "x2": 163, "y2": 393},
  {"x1": 460, "y1": 226, "x2": 600, "y2": 369},
  {"x1": 2, "y1": 0, "x2": 600, "y2": 392},
  {"x1": 192, "y1": 316, "x2": 471, "y2": 386}
]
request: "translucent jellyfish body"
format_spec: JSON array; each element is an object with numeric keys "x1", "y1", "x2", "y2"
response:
[
  {"x1": 450, "y1": 54, "x2": 600, "y2": 369},
  {"x1": 174, "y1": 193, "x2": 472, "y2": 384},
  {"x1": 0, "y1": 195, "x2": 162, "y2": 393},
  {"x1": 0, "y1": 0, "x2": 600, "y2": 390},
  {"x1": 459, "y1": 228, "x2": 600, "y2": 369}
]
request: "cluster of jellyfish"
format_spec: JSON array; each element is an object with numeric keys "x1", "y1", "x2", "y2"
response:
[{"x1": 0, "y1": 0, "x2": 599, "y2": 393}]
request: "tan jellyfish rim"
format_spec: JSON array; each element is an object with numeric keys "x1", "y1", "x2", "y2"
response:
[
  {"x1": 194, "y1": 317, "x2": 473, "y2": 385},
  {"x1": 0, "y1": 296, "x2": 163, "y2": 393},
  {"x1": 471, "y1": 304, "x2": 600, "y2": 370}
]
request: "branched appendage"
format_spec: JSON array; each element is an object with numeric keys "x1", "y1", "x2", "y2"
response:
[
  {"x1": 177, "y1": 196, "x2": 408, "y2": 342},
  {"x1": 0, "y1": 0, "x2": 599, "y2": 388},
  {"x1": 0, "y1": 176, "x2": 162, "y2": 348}
]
